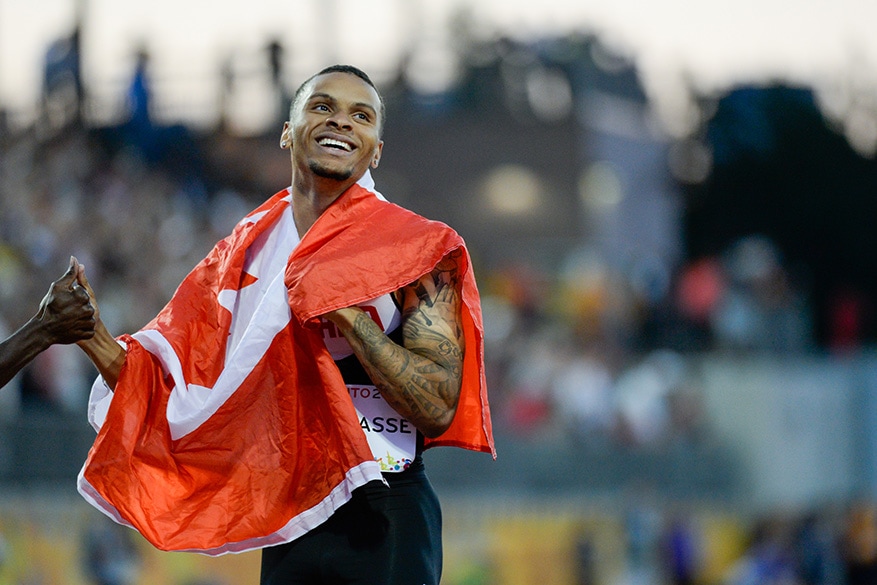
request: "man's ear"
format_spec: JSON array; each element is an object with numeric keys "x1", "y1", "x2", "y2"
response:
[
  {"x1": 371, "y1": 141, "x2": 384, "y2": 168},
  {"x1": 279, "y1": 122, "x2": 291, "y2": 149}
]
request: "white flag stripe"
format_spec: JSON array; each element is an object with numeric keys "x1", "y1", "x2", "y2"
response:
[{"x1": 155, "y1": 203, "x2": 300, "y2": 440}]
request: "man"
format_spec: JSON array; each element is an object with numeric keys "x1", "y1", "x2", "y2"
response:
[
  {"x1": 74, "y1": 65, "x2": 493, "y2": 584},
  {"x1": 0, "y1": 256, "x2": 94, "y2": 388}
]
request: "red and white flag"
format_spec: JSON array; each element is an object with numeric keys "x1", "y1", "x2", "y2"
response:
[{"x1": 78, "y1": 174, "x2": 494, "y2": 555}]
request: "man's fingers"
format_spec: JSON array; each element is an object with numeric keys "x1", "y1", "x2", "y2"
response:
[
  {"x1": 57, "y1": 256, "x2": 79, "y2": 288},
  {"x1": 71, "y1": 284, "x2": 92, "y2": 303},
  {"x1": 76, "y1": 264, "x2": 96, "y2": 299}
]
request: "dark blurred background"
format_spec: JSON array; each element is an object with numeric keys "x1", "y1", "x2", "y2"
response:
[{"x1": 2, "y1": 1, "x2": 877, "y2": 584}]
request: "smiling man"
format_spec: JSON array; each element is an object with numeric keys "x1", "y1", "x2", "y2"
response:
[
  {"x1": 285, "y1": 68, "x2": 384, "y2": 183},
  {"x1": 72, "y1": 65, "x2": 494, "y2": 585},
  {"x1": 282, "y1": 67, "x2": 385, "y2": 237}
]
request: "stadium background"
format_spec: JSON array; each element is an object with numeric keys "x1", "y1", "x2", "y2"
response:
[{"x1": 2, "y1": 1, "x2": 877, "y2": 583}]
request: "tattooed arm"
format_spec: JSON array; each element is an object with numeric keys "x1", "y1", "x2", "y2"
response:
[{"x1": 322, "y1": 252, "x2": 465, "y2": 438}]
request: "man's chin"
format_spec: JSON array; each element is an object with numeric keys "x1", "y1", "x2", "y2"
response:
[{"x1": 309, "y1": 161, "x2": 354, "y2": 182}]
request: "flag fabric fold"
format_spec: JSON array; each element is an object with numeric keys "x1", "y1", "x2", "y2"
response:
[{"x1": 77, "y1": 177, "x2": 494, "y2": 555}]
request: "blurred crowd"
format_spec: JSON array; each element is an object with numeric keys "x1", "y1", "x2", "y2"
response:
[
  {"x1": 604, "y1": 499, "x2": 877, "y2": 585},
  {"x1": 479, "y1": 232, "x2": 816, "y2": 448}
]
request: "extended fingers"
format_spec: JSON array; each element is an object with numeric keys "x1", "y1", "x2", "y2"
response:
[
  {"x1": 71, "y1": 284, "x2": 93, "y2": 305},
  {"x1": 56, "y1": 256, "x2": 80, "y2": 290},
  {"x1": 75, "y1": 261, "x2": 97, "y2": 299}
]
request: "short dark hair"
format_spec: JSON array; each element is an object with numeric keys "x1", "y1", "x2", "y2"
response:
[{"x1": 289, "y1": 64, "x2": 386, "y2": 136}]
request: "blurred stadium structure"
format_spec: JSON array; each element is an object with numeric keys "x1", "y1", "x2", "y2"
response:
[{"x1": 2, "y1": 3, "x2": 877, "y2": 584}]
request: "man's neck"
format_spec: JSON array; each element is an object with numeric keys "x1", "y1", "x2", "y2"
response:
[{"x1": 290, "y1": 173, "x2": 358, "y2": 238}]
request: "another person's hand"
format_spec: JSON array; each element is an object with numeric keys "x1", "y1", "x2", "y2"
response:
[
  {"x1": 36, "y1": 256, "x2": 96, "y2": 345},
  {"x1": 69, "y1": 259, "x2": 126, "y2": 389}
]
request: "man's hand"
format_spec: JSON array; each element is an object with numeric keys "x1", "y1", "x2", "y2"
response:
[
  {"x1": 71, "y1": 260, "x2": 126, "y2": 389},
  {"x1": 0, "y1": 257, "x2": 96, "y2": 388},
  {"x1": 35, "y1": 256, "x2": 96, "y2": 345}
]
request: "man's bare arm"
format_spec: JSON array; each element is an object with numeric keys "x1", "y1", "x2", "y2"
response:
[
  {"x1": 0, "y1": 257, "x2": 96, "y2": 388},
  {"x1": 323, "y1": 252, "x2": 465, "y2": 438},
  {"x1": 75, "y1": 268, "x2": 126, "y2": 389}
]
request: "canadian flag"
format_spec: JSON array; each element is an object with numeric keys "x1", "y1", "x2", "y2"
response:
[{"x1": 77, "y1": 174, "x2": 494, "y2": 555}]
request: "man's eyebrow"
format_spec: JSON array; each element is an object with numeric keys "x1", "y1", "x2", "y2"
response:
[
  {"x1": 352, "y1": 102, "x2": 377, "y2": 115},
  {"x1": 307, "y1": 93, "x2": 377, "y2": 115},
  {"x1": 307, "y1": 92, "x2": 335, "y2": 103}
]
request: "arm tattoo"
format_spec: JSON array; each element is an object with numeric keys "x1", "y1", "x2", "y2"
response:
[{"x1": 339, "y1": 252, "x2": 466, "y2": 437}]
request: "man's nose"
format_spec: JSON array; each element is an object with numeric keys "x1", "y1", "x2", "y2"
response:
[{"x1": 327, "y1": 111, "x2": 352, "y2": 129}]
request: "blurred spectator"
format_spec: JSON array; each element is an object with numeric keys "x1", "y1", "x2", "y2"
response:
[
  {"x1": 81, "y1": 520, "x2": 141, "y2": 585},
  {"x1": 126, "y1": 48, "x2": 152, "y2": 129},
  {"x1": 613, "y1": 350, "x2": 686, "y2": 446},
  {"x1": 574, "y1": 532, "x2": 598, "y2": 585},
  {"x1": 792, "y1": 511, "x2": 844, "y2": 585},
  {"x1": 711, "y1": 235, "x2": 813, "y2": 353},
  {"x1": 41, "y1": 26, "x2": 83, "y2": 131},
  {"x1": 618, "y1": 499, "x2": 663, "y2": 585},
  {"x1": 550, "y1": 341, "x2": 616, "y2": 442},
  {"x1": 502, "y1": 328, "x2": 561, "y2": 435},
  {"x1": 96, "y1": 47, "x2": 206, "y2": 188},
  {"x1": 266, "y1": 38, "x2": 289, "y2": 123},
  {"x1": 827, "y1": 287, "x2": 870, "y2": 354},
  {"x1": 661, "y1": 512, "x2": 701, "y2": 585},
  {"x1": 841, "y1": 502, "x2": 877, "y2": 585},
  {"x1": 722, "y1": 516, "x2": 800, "y2": 585},
  {"x1": 676, "y1": 256, "x2": 725, "y2": 329}
]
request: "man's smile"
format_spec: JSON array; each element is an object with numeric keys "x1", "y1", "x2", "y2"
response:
[{"x1": 317, "y1": 136, "x2": 355, "y2": 153}]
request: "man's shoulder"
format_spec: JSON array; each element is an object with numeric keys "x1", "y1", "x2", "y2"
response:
[{"x1": 359, "y1": 190, "x2": 456, "y2": 236}]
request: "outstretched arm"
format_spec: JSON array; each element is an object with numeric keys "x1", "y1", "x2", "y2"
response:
[
  {"x1": 323, "y1": 251, "x2": 465, "y2": 438},
  {"x1": 75, "y1": 267, "x2": 126, "y2": 389},
  {"x1": 0, "y1": 257, "x2": 96, "y2": 388}
]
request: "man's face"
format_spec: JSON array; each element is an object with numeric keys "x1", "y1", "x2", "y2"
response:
[{"x1": 284, "y1": 72, "x2": 383, "y2": 184}]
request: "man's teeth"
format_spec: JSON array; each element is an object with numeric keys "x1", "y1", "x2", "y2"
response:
[{"x1": 318, "y1": 138, "x2": 352, "y2": 151}]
